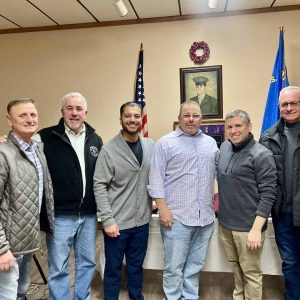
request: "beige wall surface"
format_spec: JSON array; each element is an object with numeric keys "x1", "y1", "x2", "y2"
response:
[{"x1": 0, "y1": 10, "x2": 299, "y2": 142}]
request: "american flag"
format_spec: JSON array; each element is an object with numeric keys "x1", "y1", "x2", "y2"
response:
[{"x1": 134, "y1": 43, "x2": 148, "y2": 137}]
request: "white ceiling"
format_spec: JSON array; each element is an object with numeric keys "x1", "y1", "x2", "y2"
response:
[{"x1": 0, "y1": 0, "x2": 300, "y2": 33}]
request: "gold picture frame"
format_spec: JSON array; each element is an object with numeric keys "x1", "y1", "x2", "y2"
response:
[{"x1": 180, "y1": 65, "x2": 223, "y2": 119}]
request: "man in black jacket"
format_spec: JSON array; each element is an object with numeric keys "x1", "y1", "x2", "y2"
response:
[
  {"x1": 260, "y1": 86, "x2": 300, "y2": 300},
  {"x1": 38, "y1": 92, "x2": 103, "y2": 300}
]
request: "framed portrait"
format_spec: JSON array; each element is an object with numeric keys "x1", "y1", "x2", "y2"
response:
[
  {"x1": 173, "y1": 119, "x2": 225, "y2": 148},
  {"x1": 180, "y1": 65, "x2": 223, "y2": 119}
]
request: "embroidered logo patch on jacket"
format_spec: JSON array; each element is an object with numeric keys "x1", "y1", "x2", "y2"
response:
[{"x1": 90, "y1": 146, "x2": 99, "y2": 157}]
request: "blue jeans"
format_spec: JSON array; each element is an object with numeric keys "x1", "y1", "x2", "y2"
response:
[
  {"x1": 273, "y1": 213, "x2": 300, "y2": 300},
  {"x1": 103, "y1": 224, "x2": 149, "y2": 300},
  {"x1": 0, "y1": 253, "x2": 32, "y2": 300},
  {"x1": 46, "y1": 214, "x2": 97, "y2": 300},
  {"x1": 161, "y1": 220, "x2": 215, "y2": 300}
]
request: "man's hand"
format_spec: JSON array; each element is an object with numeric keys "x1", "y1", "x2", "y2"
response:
[
  {"x1": 155, "y1": 198, "x2": 173, "y2": 228},
  {"x1": 246, "y1": 229, "x2": 262, "y2": 251},
  {"x1": 0, "y1": 135, "x2": 8, "y2": 143},
  {"x1": 104, "y1": 224, "x2": 120, "y2": 238},
  {"x1": 158, "y1": 205, "x2": 173, "y2": 228},
  {"x1": 0, "y1": 250, "x2": 15, "y2": 271},
  {"x1": 246, "y1": 215, "x2": 267, "y2": 251}
]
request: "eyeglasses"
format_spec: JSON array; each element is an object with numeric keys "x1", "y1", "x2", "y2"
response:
[
  {"x1": 279, "y1": 100, "x2": 300, "y2": 109},
  {"x1": 181, "y1": 114, "x2": 201, "y2": 120}
]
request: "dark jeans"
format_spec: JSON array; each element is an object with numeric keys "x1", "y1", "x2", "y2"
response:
[
  {"x1": 103, "y1": 223, "x2": 149, "y2": 300},
  {"x1": 273, "y1": 213, "x2": 300, "y2": 300}
]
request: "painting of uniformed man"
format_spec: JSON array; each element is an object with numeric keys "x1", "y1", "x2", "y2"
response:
[
  {"x1": 189, "y1": 76, "x2": 218, "y2": 115},
  {"x1": 181, "y1": 66, "x2": 222, "y2": 118}
]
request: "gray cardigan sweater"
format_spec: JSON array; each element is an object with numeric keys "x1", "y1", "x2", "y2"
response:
[
  {"x1": 94, "y1": 131, "x2": 154, "y2": 230},
  {"x1": 217, "y1": 136, "x2": 277, "y2": 231}
]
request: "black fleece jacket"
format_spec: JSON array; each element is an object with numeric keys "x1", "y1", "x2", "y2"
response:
[
  {"x1": 260, "y1": 118, "x2": 300, "y2": 226},
  {"x1": 39, "y1": 118, "x2": 103, "y2": 215}
]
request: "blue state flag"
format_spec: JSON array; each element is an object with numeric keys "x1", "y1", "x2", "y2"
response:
[{"x1": 261, "y1": 28, "x2": 289, "y2": 135}]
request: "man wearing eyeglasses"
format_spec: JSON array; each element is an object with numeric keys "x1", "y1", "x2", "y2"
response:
[
  {"x1": 148, "y1": 100, "x2": 219, "y2": 299},
  {"x1": 260, "y1": 86, "x2": 300, "y2": 300}
]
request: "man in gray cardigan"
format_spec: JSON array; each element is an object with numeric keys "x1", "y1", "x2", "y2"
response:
[
  {"x1": 218, "y1": 110, "x2": 277, "y2": 300},
  {"x1": 0, "y1": 98, "x2": 54, "y2": 300},
  {"x1": 94, "y1": 102, "x2": 154, "y2": 300}
]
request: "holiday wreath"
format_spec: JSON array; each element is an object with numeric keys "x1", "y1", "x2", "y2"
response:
[{"x1": 189, "y1": 41, "x2": 210, "y2": 64}]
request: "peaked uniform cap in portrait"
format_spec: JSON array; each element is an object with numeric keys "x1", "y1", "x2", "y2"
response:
[{"x1": 193, "y1": 76, "x2": 209, "y2": 85}]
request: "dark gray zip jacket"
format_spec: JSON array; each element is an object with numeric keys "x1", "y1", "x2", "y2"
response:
[
  {"x1": 260, "y1": 118, "x2": 300, "y2": 226},
  {"x1": 218, "y1": 136, "x2": 277, "y2": 231},
  {"x1": 0, "y1": 133, "x2": 54, "y2": 255}
]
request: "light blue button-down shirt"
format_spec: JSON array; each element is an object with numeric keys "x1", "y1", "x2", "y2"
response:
[{"x1": 148, "y1": 127, "x2": 219, "y2": 226}]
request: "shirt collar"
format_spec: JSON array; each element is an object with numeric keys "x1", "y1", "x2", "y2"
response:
[
  {"x1": 174, "y1": 126, "x2": 202, "y2": 137},
  {"x1": 64, "y1": 122, "x2": 86, "y2": 136},
  {"x1": 12, "y1": 133, "x2": 37, "y2": 151},
  {"x1": 198, "y1": 94, "x2": 205, "y2": 102}
]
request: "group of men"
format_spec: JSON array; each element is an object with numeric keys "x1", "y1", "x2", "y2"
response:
[
  {"x1": 0, "y1": 86, "x2": 299, "y2": 300},
  {"x1": 0, "y1": 92, "x2": 103, "y2": 300}
]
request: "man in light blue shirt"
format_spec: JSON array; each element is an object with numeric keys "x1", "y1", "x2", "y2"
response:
[{"x1": 148, "y1": 100, "x2": 219, "y2": 299}]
